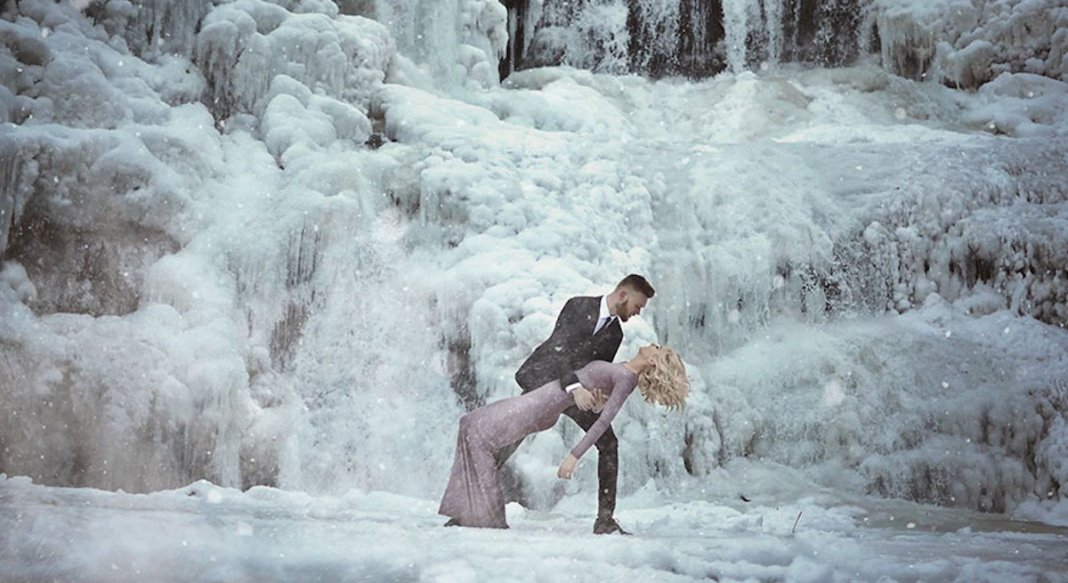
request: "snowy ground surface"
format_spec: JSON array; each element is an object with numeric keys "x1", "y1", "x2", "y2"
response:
[{"x1": 3, "y1": 472, "x2": 1067, "y2": 583}]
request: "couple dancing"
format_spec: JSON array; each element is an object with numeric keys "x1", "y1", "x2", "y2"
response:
[{"x1": 439, "y1": 275, "x2": 688, "y2": 534}]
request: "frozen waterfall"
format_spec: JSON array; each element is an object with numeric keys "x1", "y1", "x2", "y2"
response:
[{"x1": 1, "y1": 0, "x2": 1067, "y2": 532}]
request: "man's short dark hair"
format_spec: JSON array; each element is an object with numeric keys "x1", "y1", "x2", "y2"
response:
[{"x1": 616, "y1": 274, "x2": 655, "y2": 298}]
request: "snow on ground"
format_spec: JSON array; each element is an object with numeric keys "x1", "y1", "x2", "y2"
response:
[{"x1": 2, "y1": 473, "x2": 1066, "y2": 583}]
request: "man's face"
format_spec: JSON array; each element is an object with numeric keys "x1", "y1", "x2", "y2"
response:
[{"x1": 616, "y1": 290, "x2": 649, "y2": 322}]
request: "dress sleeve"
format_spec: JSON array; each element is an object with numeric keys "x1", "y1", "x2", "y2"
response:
[{"x1": 569, "y1": 371, "x2": 637, "y2": 460}]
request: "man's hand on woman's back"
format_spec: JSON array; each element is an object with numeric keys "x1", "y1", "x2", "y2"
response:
[{"x1": 572, "y1": 386, "x2": 607, "y2": 412}]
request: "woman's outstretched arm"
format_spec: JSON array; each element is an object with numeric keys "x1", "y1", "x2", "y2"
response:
[{"x1": 558, "y1": 372, "x2": 636, "y2": 478}]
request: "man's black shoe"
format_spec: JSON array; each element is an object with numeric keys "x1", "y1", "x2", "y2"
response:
[
  {"x1": 444, "y1": 518, "x2": 461, "y2": 527},
  {"x1": 593, "y1": 517, "x2": 632, "y2": 535}
]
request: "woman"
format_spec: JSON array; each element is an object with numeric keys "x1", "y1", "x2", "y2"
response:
[{"x1": 439, "y1": 344, "x2": 688, "y2": 529}]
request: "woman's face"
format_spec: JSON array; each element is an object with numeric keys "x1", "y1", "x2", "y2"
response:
[{"x1": 639, "y1": 344, "x2": 665, "y2": 360}]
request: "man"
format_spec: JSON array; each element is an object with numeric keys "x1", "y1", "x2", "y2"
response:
[{"x1": 511, "y1": 274, "x2": 655, "y2": 535}]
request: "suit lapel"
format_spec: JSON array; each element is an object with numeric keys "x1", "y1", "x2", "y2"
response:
[{"x1": 606, "y1": 322, "x2": 623, "y2": 346}]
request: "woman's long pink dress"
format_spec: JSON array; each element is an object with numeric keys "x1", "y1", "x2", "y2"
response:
[{"x1": 438, "y1": 360, "x2": 638, "y2": 528}]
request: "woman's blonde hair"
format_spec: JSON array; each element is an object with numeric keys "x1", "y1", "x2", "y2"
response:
[{"x1": 637, "y1": 347, "x2": 688, "y2": 411}]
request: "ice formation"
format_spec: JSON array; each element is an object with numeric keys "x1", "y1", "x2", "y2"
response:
[
  {"x1": 1, "y1": 0, "x2": 1067, "y2": 530},
  {"x1": 505, "y1": 0, "x2": 1065, "y2": 84}
]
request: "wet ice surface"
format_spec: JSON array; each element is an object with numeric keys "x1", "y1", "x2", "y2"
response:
[{"x1": 2, "y1": 475, "x2": 1066, "y2": 583}]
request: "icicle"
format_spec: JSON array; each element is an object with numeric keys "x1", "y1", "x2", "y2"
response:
[
  {"x1": 374, "y1": 0, "x2": 490, "y2": 88},
  {"x1": 0, "y1": 139, "x2": 26, "y2": 257},
  {"x1": 0, "y1": 133, "x2": 44, "y2": 262},
  {"x1": 122, "y1": 0, "x2": 214, "y2": 60},
  {"x1": 629, "y1": 0, "x2": 681, "y2": 72},
  {"x1": 722, "y1": 0, "x2": 751, "y2": 73},
  {"x1": 763, "y1": 0, "x2": 783, "y2": 67}
]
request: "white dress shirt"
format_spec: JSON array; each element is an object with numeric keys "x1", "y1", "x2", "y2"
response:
[{"x1": 566, "y1": 296, "x2": 615, "y2": 394}]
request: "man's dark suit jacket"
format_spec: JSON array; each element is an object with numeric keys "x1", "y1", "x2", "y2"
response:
[{"x1": 514, "y1": 296, "x2": 624, "y2": 393}]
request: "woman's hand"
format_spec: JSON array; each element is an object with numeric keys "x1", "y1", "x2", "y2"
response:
[
  {"x1": 572, "y1": 387, "x2": 607, "y2": 412},
  {"x1": 557, "y1": 454, "x2": 578, "y2": 479}
]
